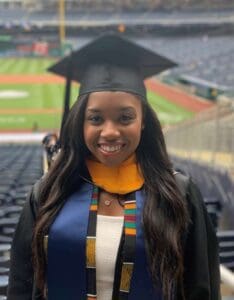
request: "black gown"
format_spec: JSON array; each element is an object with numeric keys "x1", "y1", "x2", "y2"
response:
[{"x1": 7, "y1": 173, "x2": 221, "y2": 300}]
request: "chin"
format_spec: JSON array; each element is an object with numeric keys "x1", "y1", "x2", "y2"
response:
[
  {"x1": 93, "y1": 150, "x2": 131, "y2": 167},
  {"x1": 99, "y1": 157, "x2": 125, "y2": 168},
  {"x1": 102, "y1": 160, "x2": 121, "y2": 168}
]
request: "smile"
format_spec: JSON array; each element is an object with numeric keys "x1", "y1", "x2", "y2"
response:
[{"x1": 98, "y1": 144, "x2": 124, "y2": 153}]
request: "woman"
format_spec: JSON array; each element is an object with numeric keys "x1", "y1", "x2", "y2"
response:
[{"x1": 7, "y1": 34, "x2": 221, "y2": 300}]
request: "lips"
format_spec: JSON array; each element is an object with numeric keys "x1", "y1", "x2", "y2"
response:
[{"x1": 98, "y1": 143, "x2": 125, "y2": 154}]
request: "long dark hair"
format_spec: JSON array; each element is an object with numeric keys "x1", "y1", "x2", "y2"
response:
[{"x1": 32, "y1": 93, "x2": 189, "y2": 299}]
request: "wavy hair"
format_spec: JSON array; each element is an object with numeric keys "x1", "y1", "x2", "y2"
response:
[{"x1": 32, "y1": 93, "x2": 189, "y2": 299}]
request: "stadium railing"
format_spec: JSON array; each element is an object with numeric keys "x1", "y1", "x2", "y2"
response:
[{"x1": 164, "y1": 100, "x2": 234, "y2": 174}]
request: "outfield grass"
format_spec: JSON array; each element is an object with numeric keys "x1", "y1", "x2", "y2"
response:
[
  {"x1": 0, "y1": 113, "x2": 61, "y2": 130},
  {"x1": 0, "y1": 83, "x2": 78, "y2": 109},
  {"x1": 147, "y1": 91, "x2": 194, "y2": 123},
  {"x1": 0, "y1": 58, "x2": 56, "y2": 74},
  {"x1": 0, "y1": 58, "x2": 194, "y2": 130}
]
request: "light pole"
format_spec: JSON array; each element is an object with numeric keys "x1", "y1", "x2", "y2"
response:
[{"x1": 59, "y1": 0, "x2": 65, "y2": 48}]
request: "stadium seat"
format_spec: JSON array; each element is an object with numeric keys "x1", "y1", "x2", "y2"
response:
[{"x1": 217, "y1": 231, "x2": 234, "y2": 271}]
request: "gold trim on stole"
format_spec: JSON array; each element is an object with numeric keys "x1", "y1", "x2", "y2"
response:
[{"x1": 120, "y1": 262, "x2": 134, "y2": 292}]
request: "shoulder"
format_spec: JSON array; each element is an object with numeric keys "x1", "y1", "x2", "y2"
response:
[
  {"x1": 25, "y1": 176, "x2": 44, "y2": 219},
  {"x1": 173, "y1": 171, "x2": 190, "y2": 198},
  {"x1": 174, "y1": 171, "x2": 218, "y2": 247},
  {"x1": 174, "y1": 171, "x2": 205, "y2": 212},
  {"x1": 174, "y1": 171, "x2": 214, "y2": 239}
]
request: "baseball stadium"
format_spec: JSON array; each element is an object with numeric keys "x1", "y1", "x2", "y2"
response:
[{"x1": 0, "y1": 0, "x2": 233, "y2": 298}]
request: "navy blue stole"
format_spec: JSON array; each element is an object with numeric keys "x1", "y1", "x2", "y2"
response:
[{"x1": 47, "y1": 183, "x2": 162, "y2": 299}]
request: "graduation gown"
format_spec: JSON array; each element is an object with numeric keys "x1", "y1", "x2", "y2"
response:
[{"x1": 7, "y1": 173, "x2": 221, "y2": 300}]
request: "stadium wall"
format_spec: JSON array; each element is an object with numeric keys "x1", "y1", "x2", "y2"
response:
[{"x1": 164, "y1": 101, "x2": 234, "y2": 173}]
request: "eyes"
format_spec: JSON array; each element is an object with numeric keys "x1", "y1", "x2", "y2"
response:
[{"x1": 86, "y1": 113, "x2": 135, "y2": 125}]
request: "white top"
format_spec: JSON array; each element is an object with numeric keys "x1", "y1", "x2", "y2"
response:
[{"x1": 96, "y1": 214, "x2": 124, "y2": 300}]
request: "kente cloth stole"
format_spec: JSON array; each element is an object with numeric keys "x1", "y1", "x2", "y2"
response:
[{"x1": 86, "y1": 186, "x2": 137, "y2": 300}]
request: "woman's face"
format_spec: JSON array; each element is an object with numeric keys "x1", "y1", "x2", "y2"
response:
[{"x1": 84, "y1": 91, "x2": 144, "y2": 167}]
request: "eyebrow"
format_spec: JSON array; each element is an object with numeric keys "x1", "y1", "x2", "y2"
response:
[
  {"x1": 86, "y1": 108, "x2": 100, "y2": 113},
  {"x1": 86, "y1": 107, "x2": 135, "y2": 112}
]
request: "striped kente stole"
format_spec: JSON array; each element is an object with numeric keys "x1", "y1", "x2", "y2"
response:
[
  {"x1": 119, "y1": 195, "x2": 136, "y2": 298},
  {"x1": 86, "y1": 187, "x2": 137, "y2": 300},
  {"x1": 86, "y1": 186, "x2": 98, "y2": 299}
]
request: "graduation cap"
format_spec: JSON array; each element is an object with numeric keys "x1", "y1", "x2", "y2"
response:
[{"x1": 48, "y1": 34, "x2": 177, "y2": 133}]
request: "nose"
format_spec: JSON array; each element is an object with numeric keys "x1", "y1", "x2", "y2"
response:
[{"x1": 100, "y1": 121, "x2": 120, "y2": 140}]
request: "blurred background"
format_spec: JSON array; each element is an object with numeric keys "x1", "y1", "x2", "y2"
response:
[{"x1": 0, "y1": 0, "x2": 233, "y2": 298}]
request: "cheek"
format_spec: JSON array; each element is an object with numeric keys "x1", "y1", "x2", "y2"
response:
[{"x1": 128, "y1": 123, "x2": 143, "y2": 146}]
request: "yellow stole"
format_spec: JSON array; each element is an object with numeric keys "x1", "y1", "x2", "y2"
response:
[{"x1": 86, "y1": 154, "x2": 144, "y2": 194}]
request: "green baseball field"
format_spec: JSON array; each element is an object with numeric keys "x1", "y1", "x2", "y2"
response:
[{"x1": 0, "y1": 58, "x2": 194, "y2": 131}]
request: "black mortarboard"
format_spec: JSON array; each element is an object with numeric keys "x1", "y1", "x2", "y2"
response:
[{"x1": 48, "y1": 34, "x2": 177, "y2": 131}]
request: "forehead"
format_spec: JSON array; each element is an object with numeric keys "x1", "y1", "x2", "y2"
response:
[{"x1": 86, "y1": 91, "x2": 142, "y2": 111}]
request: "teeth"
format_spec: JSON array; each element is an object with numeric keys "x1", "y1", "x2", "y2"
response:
[{"x1": 100, "y1": 145, "x2": 122, "y2": 152}]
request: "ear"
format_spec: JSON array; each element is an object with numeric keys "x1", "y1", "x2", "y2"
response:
[{"x1": 141, "y1": 123, "x2": 145, "y2": 130}]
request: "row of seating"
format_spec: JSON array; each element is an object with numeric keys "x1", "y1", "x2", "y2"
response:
[
  {"x1": 0, "y1": 143, "x2": 43, "y2": 298},
  {"x1": 171, "y1": 155, "x2": 234, "y2": 272},
  {"x1": 134, "y1": 35, "x2": 234, "y2": 89},
  {"x1": 218, "y1": 231, "x2": 234, "y2": 271}
]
